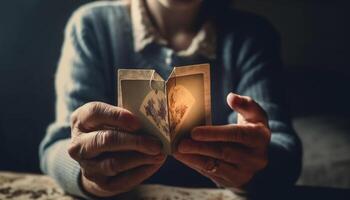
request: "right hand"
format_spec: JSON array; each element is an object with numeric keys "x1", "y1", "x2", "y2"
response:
[{"x1": 68, "y1": 102, "x2": 166, "y2": 197}]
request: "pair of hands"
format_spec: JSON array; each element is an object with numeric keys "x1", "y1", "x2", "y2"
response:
[{"x1": 68, "y1": 93, "x2": 271, "y2": 197}]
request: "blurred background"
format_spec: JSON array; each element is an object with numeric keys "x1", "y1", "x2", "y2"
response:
[{"x1": 0, "y1": 0, "x2": 349, "y2": 189}]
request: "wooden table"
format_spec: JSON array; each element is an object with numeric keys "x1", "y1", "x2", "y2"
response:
[{"x1": 0, "y1": 172, "x2": 244, "y2": 200}]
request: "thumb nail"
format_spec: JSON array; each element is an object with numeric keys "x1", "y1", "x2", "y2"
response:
[{"x1": 227, "y1": 93, "x2": 239, "y2": 107}]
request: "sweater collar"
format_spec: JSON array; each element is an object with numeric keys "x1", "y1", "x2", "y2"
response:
[{"x1": 131, "y1": 0, "x2": 217, "y2": 59}]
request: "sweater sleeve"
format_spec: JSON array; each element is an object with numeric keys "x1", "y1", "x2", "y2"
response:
[
  {"x1": 228, "y1": 18, "x2": 302, "y2": 195},
  {"x1": 39, "y1": 7, "x2": 108, "y2": 199}
]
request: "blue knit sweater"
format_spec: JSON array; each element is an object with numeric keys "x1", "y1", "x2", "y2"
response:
[{"x1": 39, "y1": 1, "x2": 302, "y2": 198}]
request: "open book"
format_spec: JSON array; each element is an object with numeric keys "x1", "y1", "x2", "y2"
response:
[{"x1": 117, "y1": 64, "x2": 211, "y2": 154}]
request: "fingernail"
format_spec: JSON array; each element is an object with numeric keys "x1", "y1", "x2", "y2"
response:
[
  {"x1": 227, "y1": 93, "x2": 234, "y2": 100},
  {"x1": 233, "y1": 94, "x2": 243, "y2": 105}
]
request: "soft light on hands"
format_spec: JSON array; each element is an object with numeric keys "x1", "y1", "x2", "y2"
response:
[
  {"x1": 68, "y1": 102, "x2": 166, "y2": 197},
  {"x1": 174, "y1": 93, "x2": 271, "y2": 189}
]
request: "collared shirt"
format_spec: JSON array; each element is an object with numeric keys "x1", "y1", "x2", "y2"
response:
[{"x1": 131, "y1": 0, "x2": 217, "y2": 59}]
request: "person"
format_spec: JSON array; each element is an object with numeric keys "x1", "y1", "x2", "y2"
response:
[{"x1": 39, "y1": 0, "x2": 302, "y2": 198}]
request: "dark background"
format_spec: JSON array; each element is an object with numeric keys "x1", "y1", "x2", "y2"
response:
[{"x1": 0, "y1": 0, "x2": 349, "y2": 189}]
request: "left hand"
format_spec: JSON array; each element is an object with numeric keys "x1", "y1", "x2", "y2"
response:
[{"x1": 173, "y1": 93, "x2": 271, "y2": 189}]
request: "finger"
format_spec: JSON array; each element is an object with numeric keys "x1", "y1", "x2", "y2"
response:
[
  {"x1": 178, "y1": 139, "x2": 263, "y2": 167},
  {"x1": 185, "y1": 163, "x2": 233, "y2": 188},
  {"x1": 72, "y1": 102, "x2": 141, "y2": 132},
  {"x1": 206, "y1": 175, "x2": 233, "y2": 188},
  {"x1": 82, "y1": 168, "x2": 108, "y2": 184},
  {"x1": 183, "y1": 161, "x2": 249, "y2": 189},
  {"x1": 194, "y1": 167, "x2": 233, "y2": 188},
  {"x1": 80, "y1": 152, "x2": 166, "y2": 177},
  {"x1": 203, "y1": 168, "x2": 252, "y2": 188},
  {"x1": 103, "y1": 164, "x2": 163, "y2": 194},
  {"x1": 226, "y1": 93, "x2": 268, "y2": 126},
  {"x1": 69, "y1": 130, "x2": 162, "y2": 160},
  {"x1": 83, "y1": 164, "x2": 162, "y2": 197},
  {"x1": 173, "y1": 153, "x2": 243, "y2": 184},
  {"x1": 191, "y1": 124, "x2": 270, "y2": 147}
]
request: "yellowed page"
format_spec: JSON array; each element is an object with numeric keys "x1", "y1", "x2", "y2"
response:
[
  {"x1": 117, "y1": 69, "x2": 172, "y2": 154},
  {"x1": 166, "y1": 63, "x2": 212, "y2": 152}
]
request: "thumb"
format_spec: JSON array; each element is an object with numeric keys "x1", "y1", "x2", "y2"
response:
[{"x1": 226, "y1": 93, "x2": 268, "y2": 125}]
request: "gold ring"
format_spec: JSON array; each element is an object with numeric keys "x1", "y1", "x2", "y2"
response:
[{"x1": 206, "y1": 159, "x2": 219, "y2": 173}]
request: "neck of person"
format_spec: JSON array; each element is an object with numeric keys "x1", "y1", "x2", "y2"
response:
[{"x1": 145, "y1": 0, "x2": 204, "y2": 51}]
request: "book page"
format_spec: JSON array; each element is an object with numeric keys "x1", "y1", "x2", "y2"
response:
[
  {"x1": 118, "y1": 69, "x2": 171, "y2": 154},
  {"x1": 167, "y1": 84, "x2": 195, "y2": 135},
  {"x1": 139, "y1": 89, "x2": 169, "y2": 138},
  {"x1": 166, "y1": 64, "x2": 212, "y2": 152}
]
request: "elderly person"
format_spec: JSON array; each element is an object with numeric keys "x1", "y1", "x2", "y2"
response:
[{"x1": 40, "y1": 0, "x2": 302, "y2": 198}]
